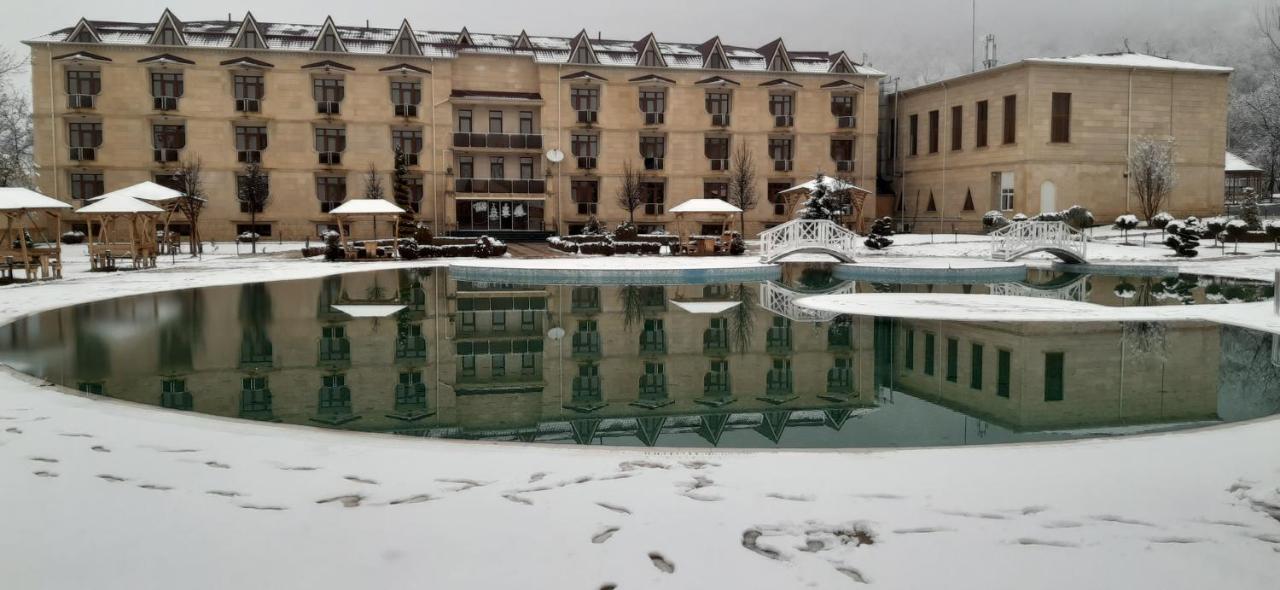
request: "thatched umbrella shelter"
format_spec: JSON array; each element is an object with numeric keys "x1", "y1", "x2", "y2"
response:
[
  {"x1": 329, "y1": 199, "x2": 407, "y2": 260},
  {"x1": 0, "y1": 187, "x2": 73, "y2": 280},
  {"x1": 670, "y1": 198, "x2": 742, "y2": 255},
  {"x1": 87, "y1": 181, "x2": 191, "y2": 253},
  {"x1": 76, "y1": 193, "x2": 165, "y2": 270}
]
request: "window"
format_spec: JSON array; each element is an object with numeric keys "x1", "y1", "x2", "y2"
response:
[
  {"x1": 519, "y1": 111, "x2": 534, "y2": 134},
  {"x1": 768, "y1": 138, "x2": 793, "y2": 162},
  {"x1": 571, "y1": 134, "x2": 598, "y2": 158},
  {"x1": 924, "y1": 332, "x2": 935, "y2": 376},
  {"x1": 68, "y1": 122, "x2": 102, "y2": 148},
  {"x1": 928, "y1": 110, "x2": 940, "y2": 153},
  {"x1": 69, "y1": 172, "x2": 104, "y2": 202},
  {"x1": 490, "y1": 157, "x2": 505, "y2": 179},
  {"x1": 319, "y1": 374, "x2": 350, "y2": 411},
  {"x1": 519, "y1": 157, "x2": 534, "y2": 180},
  {"x1": 316, "y1": 176, "x2": 346, "y2": 212},
  {"x1": 66, "y1": 70, "x2": 101, "y2": 95},
  {"x1": 404, "y1": 177, "x2": 424, "y2": 213},
  {"x1": 951, "y1": 105, "x2": 963, "y2": 151},
  {"x1": 152, "y1": 124, "x2": 185, "y2": 152},
  {"x1": 997, "y1": 349, "x2": 1011, "y2": 398},
  {"x1": 767, "y1": 182, "x2": 791, "y2": 215},
  {"x1": 457, "y1": 110, "x2": 473, "y2": 133},
  {"x1": 639, "y1": 89, "x2": 665, "y2": 114},
  {"x1": 904, "y1": 329, "x2": 915, "y2": 370},
  {"x1": 236, "y1": 174, "x2": 270, "y2": 213},
  {"x1": 945, "y1": 338, "x2": 959, "y2": 382},
  {"x1": 769, "y1": 93, "x2": 794, "y2": 117},
  {"x1": 998, "y1": 171, "x2": 1015, "y2": 211},
  {"x1": 572, "y1": 180, "x2": 598, "y2": 215},
  {"x1": 640, "y1": 135, "x2": 665, "y2": 169},
  {"x1": 1051, "y1": 92, "x2": 1071, "y2": 143},
  {"x1": 831, "y1": 139, "x2": 855, "y2": 168},
  {"x1": 706, "y1": 92, "x2": 731, "y2": 115},
  {"x1": 641, "y1": 181, "x2": 665, "y2": 215},
  {"x1": 570, "y1": 87, "x2": 599, "y2": 112},
  {"x1": 705, "y1": 136, "x2": 729, "y2": 169},
  {"x1": 234, "y1": 126, "x2": 268, "y2": 152},
  {"x1": 970, "y1": 343, "x2": 984, "y2": 390},
  {"x1": 488, "y1": 111, "x2": 503, "y2": 133},
  {"x1": 396, "y1": 372, "x2": 427, "y2": 407},
  {"x1": 390, "y1": 80, "x2": 421, "y2": 106},
  {"x1": 315, "y1": 127, "x2": 345, "y2": 153},
  {"x1": 313, "y1": 78, "x2": 344, "y2": 107},
  {"x1": 832, "y1": 94, "x2": 856, "y2": 117},
  {"x1": 976, "y1": 100, "x2": 989, "y2": 148},
  {"x1": 1002, "y1": 95, "x2": 1017, "y2": 144},
  {"x1": 1044, "y1": 352, "x2": 1064, "y2": 401},
  {"x1": 392, "y1": 128, "x2": 423, "y2": 155},
  {"x1": 704, "y1": 182, "x2": 728, "y2": 200},
  {"x1": 150, "y1": 72, "x2": 183, "y2": 98},
  {"x1": 233, "y1": 75, "x2": 263, "y2": 100},
  {"x1": 909, "y1": 114, "x2": 919, "y2": 156},
  {"x1": 457, "y1": 156, "x2": 474, "y2": 179},
  {"x1": 240, "y1": 376, "x2": 270, "y2": 413}
]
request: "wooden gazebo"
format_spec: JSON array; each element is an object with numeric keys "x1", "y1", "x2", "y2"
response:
[
  {"x1": 76, "y1": 193, "x2": 165, "y2": 270},
  {"x1": 329, "y1": 199, "x2": 408, "y2": 260},
  {"x1": 87, "y1": 181, "x2": 192, "y2": 253},
  {"x1": 0, "y1": 187, "x2": 73, "y2": 281},
  {"x1": 670, "y1": 198, "x2": 743, "y2": 255},
  {"x1": 777, "y1": 176, "x2": 872, "y2": 230}
]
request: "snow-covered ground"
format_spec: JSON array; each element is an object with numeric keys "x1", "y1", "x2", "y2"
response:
[{"x1": 2, "y1": 238, "x2": 1279, "y2": 589}]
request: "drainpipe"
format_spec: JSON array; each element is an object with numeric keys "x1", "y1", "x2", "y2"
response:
[
  {"x1": 557, "y1": 64, "x2": 563, "y2": 234},
  {"x1": 48, "y1": 46, "x2": 59, "y2": 200},
  {"x1": 940, "y1": 81, "x2": 947, "y2": 232},
  {"x1": 429, "y1": 57, "x2": 439, "y2": 231},
  {"x1": 1126, "y1": 68, "x2": 1133, "y2": 213}
]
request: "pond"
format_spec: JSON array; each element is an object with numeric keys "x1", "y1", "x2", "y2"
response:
[{"x1": 0, "y1": 265, "x2": 1277, "y2": 449}]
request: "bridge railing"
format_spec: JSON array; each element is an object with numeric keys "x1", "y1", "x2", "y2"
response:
[
  {"x1": 760, "y1": 280, "x2": 858, "y2": 322},
  {"x1": 989, "y1": 221, "x2": 1087, "y2": 261},
  {"x1": 759, "y1": 218, "x2": 859, "y2": 263}
]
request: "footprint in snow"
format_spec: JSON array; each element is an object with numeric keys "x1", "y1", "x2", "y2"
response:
[
  {"x1": 239, "y1": 504, "x2": 286, "y2": 511},
  {"x1": 206, "y1": 490, "x2": 243, "y2": 498},
  {"x1": 90, "y1": 445, "x2": 110, "y2": 453},
  {"x1": 592, "y1": 527, "x2": 620, "y2": 544},
  {"x1": 317, "y1": 495, "x2": 363, "y2": 508},
  {"x1": 97, "y1": 474, "x2": 127, "y2": 483},
  {"x1": 597, "y1": 502, "x2": 631, "y2": 515},
  {"x1": 648, "y1": 552, "x2": 675, "y2": 574},
  {"x1": 29, "y1": 457, "x2": 59, "y2": 463},
  {"x1": 389, "y1": 494, "x2": 435, "y2": 505},
  {"x1": 204, "y1": 461, "x2": 230, "y2": 469},
  {"x1": 502, "y1": 494, "x2": 533, "y2": 506},
  {"x1": 528, "y1": 472, "x2": 547, "y2": 483},
  {"x1": 344, "y1": 475, "x2": 378, "y2": 485},
  {"x1": 33, "y1": 470, "x2": 59, "y2": 478},
  {"x1": 279, "y1": 465, "x2": 320, "y2": 471},
  {"x1": 138, "y1": 483, "x2": 173, "y2": 491},
  {"x1": 1016, "y1": 538, "x2": 1079, "y2": 548},
  {"x1": 6, "y1": 427, "x2": 22, "y2": 434},
  {"x1": 58, "y1": 433, "x2": 94, "y2": 438}
]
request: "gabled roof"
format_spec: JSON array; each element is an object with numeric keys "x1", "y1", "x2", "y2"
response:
[
  {"x1": 77, "y1": 193, "x2": 165, "y2": 215},
  {"x1": 147, "y1": 9, "x2": 187, "y2": 47},
  {"x1": 514, "y1": 30, "x2": 534, "y2": 50},
  {"x1": 378, "y1": 62, "x2": 430, "y2": 74},
  {"x1": 567, "y1": 29, "x2": 600, "y2": 65},
  {"x1": 758, "y1": 38, "x2": 794, "y2": 72},
  {"x1": 219, "y1": 56, "x2": 274, "y2": 68},
  {"x1": 53, "y1": 51, "x2": 111, "y2": 63},
  {"x1": 387, "y1": 20, "x2": 422, "y2": 56},
  {"x1": 0, "y1": 188, "x2": 73, "y2": 212},
  {"x1": 66, "y1": 18, "x2": 101, "y2": 44},
  {"x1": 561, "y1": 70, "x2": 607, "y2": 81},
  {"x1": 230, "y1": 12, "x2": 268, "y2": 50},
  {"x1": 310, "y1": 16, "x2": 348, "y2": 53},
  {"x1": 629, "y1": 74, "x2": 676, "y2": 85},
  {"x1": 301, "y1": 59, "x2": 354, "y2": 71},
  {"x1": 828, "y1": 51, "x2": 857, "y2": 74},
  {"x1": 455, "y1": 27, "x2": 474, "y2": 47},
  {"x1": 697, "y1": 36, "x2": 732, "y2": 70},
  {"x1": 635, "y1": 416, "x2": 667, "y2": 447},
  {"x1": 695, "y1": 75, "x2": 740, "y2": 87},
  {"x1": 696, "y1": 413, "x2": 730, "y2": 446},
  {"x1": 1226, "y1": 152, "x2": 1263, "y2": 173},
  {"x1": 138, "y1": 53, "x2": 195, "y2": 65},
  {"x1": 754, "y1": 410, "x2": 791, "y2": 444},
  {"x1": 633, "y1": 33, "x2": 668, "y2": 68},
  {"x1": 569, "y1": 418, "x2": 600, "y2": 445}
]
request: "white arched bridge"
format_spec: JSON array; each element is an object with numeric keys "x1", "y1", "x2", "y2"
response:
[
  {"x1": 989, "y1": 221, "x2": 1089, "y2": 264},
  {"x1": 759, "y1": 219, "x2": 859, "y2": 264},
  {"x1": 760, "y1": 280, "x2": 858, "y2": 322}
]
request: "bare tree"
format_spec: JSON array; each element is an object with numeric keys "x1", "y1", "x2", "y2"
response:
[
  {"x1": 615, "y1": 160, "x2": 642, "y2": 225},
  {"x1": 237, "y1": 161, "x2": 270, "y2": 253},
  {"x1": 1129, "y1": 136, "x2": 1177, "y2": 222},
  {"x1": 726, "y1": 143, "x2": 757, "y2": 236},
  {"x1": 174, "y1": 157, "x2": 207, "y2": 255},
  {"x1": 1232, "y1": 72, "x2": 1280, "y2": 194},
  {"x1": 0, "y1": 82, "x2": 33, "y2": 188},
  {"x1": 0, "y1": 49, "x2": 24, "y2": 78},
  {"x1": 363, "y1": 163, "x2": 384, "y2": 200}
]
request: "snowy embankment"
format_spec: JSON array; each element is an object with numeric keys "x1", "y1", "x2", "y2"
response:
[{"x1": 0, "y1": 242, "x2": 1278, "y2": 589}]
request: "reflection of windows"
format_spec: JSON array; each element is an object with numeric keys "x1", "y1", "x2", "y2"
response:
[
  {"x1": 704, "y1": 360, "x2": 731, "y2": 396},
  {"x1": 640, "y1": 318, "x2": 665, "y2": 353},
  {"x1": 997, "y1": 349, "x2": 1011, "y2": 398},
  {"x1": 240, "y1": 376, "x2": 271, "y2": 412},
  {"x1": 1044, "y1": 352, "x2": 1064, "y2": 401},
  {"x1": 945, "y1": 337, "x2": 958, "y2": 382},
  {"x1": 161, "y1": 379, "x2": 192, "y2": 411},
  {"x1": 639, "y1": 362, "x2": 667, "y2": 399},
  {"x1": 319, "y1": 374, "x2": 349, "y2": 411},
  {"x1": 970, "y1": 343, "x2": 984, "y2": 390},
  {"x1": 828, "y1": 357, "x2": 854, "y2": 394},
  {"x1": 461, "y1": 355, "x2": 476, "y2": 377},
  {"x1": 319, "y1": 325, "x2": 350, "y2": 361},
  {"x1": 78, "y1": 382, "x2": 104, "y2": 395},
  {"x1": 923, "y1": 332, "x2": 936, "y2": 376},
  {"x1": 395, "y1": 371, "x2": 427, "y2": 407},
  {"x1": 766, "y1": 358, "x2": 793, "y2": 396},
  {"x1": 904, "y1": 329, "x2": 915, "y2": 371}
]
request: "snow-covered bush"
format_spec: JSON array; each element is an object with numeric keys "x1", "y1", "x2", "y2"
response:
[
  {"x1": 1011, "y1": 213, "x2": 1028, "y2": 222},
  {"x1": 237, "y1": 232, "x2": 260, "y2": 243},
  {"x1": 60, "y1": 230, "x2": 86, "y2": 245},
  {"x1": 982, "y1": 210, "x2": 1009, "y2": 233},
  {"x1": 1150, "y1": 212, "x2": 1174, "y2": 229},
  {"x1": 863, "y1": 217, "x2": 895, "y2": 250},
  {"x1": 1163, "y1": 220, "x2": 1200, "y2": 258},
  {"x1": 1061, "y1": 205, "x2": 1094, "y2": 230},
  {"x1": 1112, "y1": 214, "x2": 1139, "y2": 243},
  {"x1": 1033, "y1": 210, "x2": 1064, "y2": 222},
  {"x1": 1203, "y1": 217, "x2": 1226, "y2": 246},
  {"x1": 1225, "y1": 219, "x2": 1249, "y2": 254},
  {"x1": 1113, "y1": 281, "x2": 1137, "y2": 299},
  {"x1": 1265, "y1": 220, "x2": 1280, "y2": 250},
  {"x1": 614, "y1": 221, "x2": 639, "y2": 241},
  {"x1": 1241, "y1": 188, "x2": 1262, "y2": 230},
  {"x1": 321, "y1": 230, "x2": 342, "y2": 261},
  {"x1": 582, "y1": 215, "x2": 605, "y2": 235}
]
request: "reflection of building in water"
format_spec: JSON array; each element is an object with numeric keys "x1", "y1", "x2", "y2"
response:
[
  {"x1": 886, "y1": 317, "x2": 1221, "y2": 430},
  {"x1": 0, "y1": 268, "x2": 1239, "y2": 445}
]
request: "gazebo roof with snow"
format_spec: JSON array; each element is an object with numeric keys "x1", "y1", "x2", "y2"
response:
[
  {"x1": 669, "y1": 199, "x2": 743, "y2": 214},
  {"x1": 88, "y1": 181, "x2": 188, "y2": 203},
  {"x1": 328, "y1": 199, "x2": 407, "y2": 216},
  {"x1": 778, "y1": 177, "x2": 870, "y2": 195},
  {"x1": 0, "y1": 188, "x2": 73, "y2": 212},
  {"x1": 76, "y1": 193, "x2": 165, "y2": 215},
  {"x1": 672, "y1": 300, "x2": 742, "y2": 314},
  {"x1": 1226, "y1": 152, "x2": 1263, "y2": 173}
]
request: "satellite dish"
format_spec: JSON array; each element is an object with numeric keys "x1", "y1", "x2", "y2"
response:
[
  {"x1": 546, "y1": 149, "x2": 565, "y2": 163},
  {"x1": 547, "y1": 327, "x2": 566, "y2": 341}
]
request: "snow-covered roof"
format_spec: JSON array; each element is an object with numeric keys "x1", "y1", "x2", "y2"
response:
[
  {"x1": 669, "y1": 199, "x2": 743, "y2": 214},
  {"x1": 1226, "y1": 152, "x2": 1263, "y2": 173},
  {"x1": 1024, "y1": 52, "x2": 1232, "y2": 73},
  {"x1": 330, "y1": 304, "x2": 406, "y2": 318},
  {"x1": 28, "y1": 16, "x2": 883, "y2": 76},
  {"x1": 328, "y1": 199, "x2": 406, "y2": 216},
  {"x1": 671, "y1": 300, "x2": 742, "y2": 314},
  {"x1": 0, "y1": 188, "x2": 73, "y2": 212},
  {"x1": 88, "y1": 181, "x2": 185, "y2": 203},
  {"x1": 779, "y1": 177, "x2": 870, "y2": 195},
  {"x1": 75, "y1": 194, "x2": 165, "y2": 215}
]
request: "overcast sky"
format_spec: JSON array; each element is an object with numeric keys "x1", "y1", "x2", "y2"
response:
[{"x1": 0, "y1": 0, "x2": 1268, "y2": 89}]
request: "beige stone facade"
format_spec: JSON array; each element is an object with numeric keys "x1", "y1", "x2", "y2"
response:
[
  {"x1": 25, "y1": 12, "x2": 882, "y2": 241},
  {"x1": 887, "y1": 56, "x2": 1231, "y2": 232}
]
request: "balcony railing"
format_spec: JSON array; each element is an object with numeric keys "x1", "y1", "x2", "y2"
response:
[
  {"x1": 643, "y1": 112, "x2": 665, "y2": 125},
  {"x1": 153, "y1": 96, "x2": 179, "y2": 111},
  {"x1": 827, "y1": 367, "x2": 854, "y2": 395},
  {"x1": 237, "y1": 150, "x2": 262, "y2": 164},
  {"x1": 643, "y1": 157, "x2": 664, "y2": 171},
  {"x1": 572, "y1": 331, "x2": 602, "y2": 357},
  {"x1": 711, "y1": 113, "x2": 731, "y2": 127},
  {"x1": 454, "y1": 178, "x2": 546, "y2": 194},
  {"x1": 640, "y1": 330, "x2": 666, "y2": 354},
  {"x1": 316, "y1": 101, "x2": 341, "y2": 115},
  {"x1": 394, "y1": 103, "x2": 419, "y2": 118},
  {"x1": 703, "y1": 329, "x2": 729, "y2": 354},
  {"x1": 319, "y1": 151, "x2": 343, "y2": 166},
  {"x1": 571, "y1": 376, "x2": 602, "y2": 402},
  {"x1": 576, "y1": 110, "x2": 597, "y2": 125},
  {"x1": 576, "y1": 156, "x2": 597, "y2": 170},
  {"x1": 836, "y1": 115, "x2": 857, "y2": 129},
  {"x1": 835, "y1": 160, "x2": 855, "y2": 173},
  {"x1": 638, "y1": 374, "x2": 668, "y2": 400},
  {"x1": 235, "y1": 98, "x2": 261, "y2": 113},
  {"x1": 709, "y1": 158, "x2": 728, "y2": 171},
  {"x1": 67, "y1": 94, "x2": 95, "y2": 109},
  {"x1": 766, "y1": 326, "x2": 792, "y2": 353},
  {"x1": 153, "y1": 148, "x2": 180, "y2": 163},
  {"x1": 774, "y1": 114, "x2": 794, "y2": 127},
  {"x1": 69, "y1": 147, "x2": 96, "y2": 161},
  {"x1": 774, "y1": 159, "x2": 794, "y2": 172},
  {"x1": 452, "y1": 132, "x2": 544, "y2": 150}
]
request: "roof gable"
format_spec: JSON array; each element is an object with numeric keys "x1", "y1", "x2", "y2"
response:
[
  {"x1": 568, "y1": 29, "x2": 599, "y2": 65},
  {"x1": 147, "y1": 9, "x2": 187, "y2": 47},
  {"x1": 230, "y1": 12, "x2": 267, "y2": 50},
  {"x1": 388, "y1": 20, "x2": 422, "y2": 56},
  {"x1": 66, "y1": 18, "x2": 101, "y2": 44},
  {"x1": 828, "y1": 51, "x2": 857, "y2": 74},
  {"x1": 311, "y1": 16, "x2": 348, "y2": 53},
  {"x1": 633, "y1": 33, "x2": 668, "y2": 68},
  {"x1": 514, "y1": 30, "x2": 534, "y2": 50},
  {"x1": 698, "y1": 36, "x2": 732, "y2": 70},
  {"x1": 759, "y1": 38, "x2": 794, "y2": 72},
  {"x1": 455, "y1": 27, "x2": 474, "y2": 47}
]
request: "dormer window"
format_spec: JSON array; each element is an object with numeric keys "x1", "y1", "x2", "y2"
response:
[
  {"x1": 706, "y1": 52, "x2": 729, "y2": 70},
  {"x1": 150, "y1": 72, "x2": 183, "y2": 111},
  {"x1": 570, "y1": 44, "x2": 594, "y2": 65},
  {"x1": 312, "y1": 17, "x2": 348, "y2": 53}
]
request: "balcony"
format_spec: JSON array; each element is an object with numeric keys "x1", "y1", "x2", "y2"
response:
[
  {"x1": 774, "y1": 115, "x2": 794, "y2": 128},
  {"x1": 153, "y1": 96, "x2": 179, "y2": 111},
  {"x1": 572, "y1": 331, "x2": 602, "y2": 358},
  {"x1": 709, "y1": 158, "x2": 728, "y2": 171},
  {"x1": 643, "y1": 112, "x2": 665, "y2": 125},
  {"x1": 637, "y1": 374, "x2": 668, "y2": 403},
  {"x1": 711, "y1": 113, "x2": 731, "y2": 127},
  {"x1": 319, "y1": 151, "x2": 342, "y2": 166},
  {"x1": 235, "y1": 98, "x2": 261, "y2": 113},
  {"x1": 153, "y1": 148, "x2": 180, "y2": 163},
  {"x1": 766, "y1": 326, "x2": 792, "y2": 353},
  {"x1": 571, "y1": 375, "x2": 602, "y2": 404},
  {"x1": 703, "y1": 328, "x2": 730, "y2": 355},
  {"x1": 67, "y1": 94, "x2": 95, "y2": 109},
  {"x1": 394, "y1": 103, "x2": 419, "y2": 118},
  {"x1": 836, "y1": 115, "x2": 857, "y2": 129},
  {"x1": 827, "y1": 367, "x2": 854, "y2": 395},
  {"x1": 639, "y1": 330, "x2": 666, "y2": 354},
  {"x1": 576, "y1": 156, "x2": 597, "y2": 170},
  {"x1": 237, "y1": 150, "x2": 262, "y2": 164},
  {"x1": 316, "y1": 101, "x2": 341, "y2": 115},
  {"x1": 451, "y1": 132, "x2": 544, "y2": 150},
  {"x1": 454, "y1": 178, "x2": 546, "y2": 194},
  {"x1": 69, "y1": 147, "x2": 96, "y2": 162},
  {"x1": 400, "y1": 153, "x2": 420, "y2": 166},
  {"x1": 774, "y1": 159, "x2": 794, "y2": 172},
  {"x1": 835, "y1": 160, "x2": 855, "y2": 173},
  {"x1": 644, "y1": 157, "x2": 664, "y2": 171},
  {"x1": 318, "y1": 338, "x2": 351, "y2": 364},
  {"x1": 576, "y1": 110, "x2": 598, "y2": 125}
]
